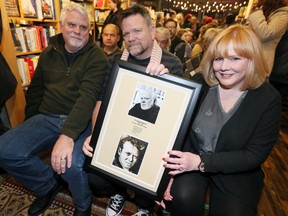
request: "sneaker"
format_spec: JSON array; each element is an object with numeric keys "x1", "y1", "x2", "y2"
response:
[
  {"x1": 132, "y1": 207, "x2": 153, "y2": 216},
  {"x1": 106, "y1": 194, "x2": 125, "y2": 216}
]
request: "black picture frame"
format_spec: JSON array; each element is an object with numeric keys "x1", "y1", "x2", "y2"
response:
[{"x1": 85, "y1": 60, "x2": 202, "y2": 201}]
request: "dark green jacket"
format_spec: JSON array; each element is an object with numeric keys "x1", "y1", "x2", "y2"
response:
[{"x1": 25, "y1": 34, "x2": 107, "y2": 140}]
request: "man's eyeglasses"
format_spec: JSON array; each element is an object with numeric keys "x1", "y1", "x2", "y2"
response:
[{"x1": 165, "y1": 26, "x2": 176, "y2": 30}]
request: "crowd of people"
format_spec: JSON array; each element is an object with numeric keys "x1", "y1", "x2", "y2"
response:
[{"x1": 0, "y1": 0, "x2": 287, "y2": 216}]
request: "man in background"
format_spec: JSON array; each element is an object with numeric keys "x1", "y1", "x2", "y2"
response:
[
  {"x1": 164, "y1": 18, "x2": 187, "y2": 63},
  {"x1": 102, "y1": 23, "x2": 122, "y2": 57}
]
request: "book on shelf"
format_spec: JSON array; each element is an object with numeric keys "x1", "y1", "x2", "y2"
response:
[
  {"x1": 23, "y1": 57, "x2": 35, "y2": 79},
  {"x1": 21, "y1": 28, "x2": 32, "y2": 52},
  {"x1": 10, "y1": 25, "x2": 23, "y2": 52},
  {"x1": 84, "y1": 3, "x2": 94, "y2": 22},
  {"x1": 17, "y1": 55, "x2": 39, "y2": 85},
  {"x1": 41, "y1": 0, "x2": 55, "y2": 19},
  {"x1": 61, "y1": 0, "x2": 70, "y2": 10},
  {"x1": 17, "y1": 58, "x2": 30, "y2": 85},
  {"x1": 21, "y1": 0, "x2": 37, "y2": 18},
  {"x1": 5, "y1": 0, "x2": 20, "y2": 17},
  {"x1": 31, "y1": 0, "x2": 43, "y2": 19},
  {"x1": 95, "y1": 10, "x2": 109, "y2": 23},
  {"x1": 15, "y1": 27, "x2": 28, "y2": 52},
  {"x1": 11, "y1": 26, "x2": 57, "y2": 53}
]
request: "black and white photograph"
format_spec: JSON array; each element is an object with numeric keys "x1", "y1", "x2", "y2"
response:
[
  {"x1": 128, "y1": 84, "x2": 165, "y2": 124},
  {"x1": 112, "y1": 134, "x2": 148, "y2": 175}
]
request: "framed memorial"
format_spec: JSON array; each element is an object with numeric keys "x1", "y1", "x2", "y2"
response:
[{"x1": 85, "y1": 60, "x2": 202, "y2": 200}]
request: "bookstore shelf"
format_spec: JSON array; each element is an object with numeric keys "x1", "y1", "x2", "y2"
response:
[
  {"x1": 1, "y1": 0, "x2": 61, "y2": 127},
  {"x1": 6, "y1": 0, "x2": 60, "y2": 87},
  {"x1": 1, "y1": 1, "x2": 26, "y2": 127}
]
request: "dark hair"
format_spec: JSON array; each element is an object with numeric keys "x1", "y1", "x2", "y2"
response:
[
  {"x1": 163, "y1": 18, "x2": 178, "y2": 27},
  {"x1": 225, "y1": 13, "x2": 236, "y2": 25},
  {"x1": 118, "y1": 136, "x2": 142, "y2": 152},
  {"x1": 111, "y1": 0, "x2": 122, "y2": 9},
  {"x1": 120, "y1": 4, "x2": 153, "y2": 27},
  {"x1": 256, "y1": 0, "x2": 287, "y2": 19}
]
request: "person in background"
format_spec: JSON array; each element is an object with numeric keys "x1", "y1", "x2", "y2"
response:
[
  {"x1": 155, "y1": 27, "x2": 171, "y2": 51},
  {"x1": 0, "y1": 3, "x2": 107, "y2": 216},
  {"x1": 190, "y1": 15, "x2": 200, "y2": 40},
  {"x1": 0, "y1": 58, "x2": 17, "y2": 135},
  {"x1": 270, "y1": 30, "x2": 288, "y2": 109},
  {"x1": 223, "y1": 13, "x2": 237, "y2": 28},
  {"x1": 155, "y1": 12, "x2": 164, "y2": 27},
  {"x1": 103, "y1": 0, "x2": 123, "y2": 27},
  {"x1": 175, "y1": 12, "x2": 184, "y2": 27},
  {"x1": 0, "y1": 11, "x2": 18, "y2": 136},
  {"x1": 182, "y1": 13, "x2": 193, "y2": 29},
  {"x1": 83, "y1": 4, "x2": 183, "y2": 216},
  {"x1": 169, "y1": 10, "x2": 177, "y2": 20},
  {"x1": 190, "y1": 23, "x2": 218, "y2": 58},
  {"x1": 102, "y1": 0, "x2": 123, "y2": 48},
  {"x1": 247, "y1": 0, "x2": 288, "y2": 75},
  {"x1": 188, "y1": 27, "x2": 223, "y2": 76},
  {"x1": 164, "y1": 18, "x2": 187, "y2": 64},
  {"x1": 176, "y1": 28, "x2": 186, "y2": 39},
  {"x1": 102, "y1": 23, "x2": 122, "y2": 57},
  {"x1": 211, "y1": 18, "x2": 220, "y2": 26},
  {"x1": 181, "y1": 28, "x2": 194, "y2": 48},
  {"x1": 160, "y1": 24, "x2": 281, "y2": 216}
]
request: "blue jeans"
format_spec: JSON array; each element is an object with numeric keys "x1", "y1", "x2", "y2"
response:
[{"x1": 0, "y1": 114, "x2": 92, "y2": 211}]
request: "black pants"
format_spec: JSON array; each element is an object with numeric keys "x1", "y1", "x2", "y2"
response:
[
  {"x1": 169, "y1": 172, "x2": 258, "y2": 216},
  {"x1": 88, "y1": 173, "x2": 155, "y2": 211}
]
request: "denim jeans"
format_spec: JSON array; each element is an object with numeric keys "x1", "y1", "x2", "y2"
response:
[{"x1": 0, "y1": 114, "x2": 92, "y2": 211}]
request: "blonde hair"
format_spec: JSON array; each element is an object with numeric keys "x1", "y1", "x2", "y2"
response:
[
  {"x1": 201, "y1": 25, "x2": 268, "y2": 90},
  {"x1": 202, "y1": 28, "x2": 222, "y2": 51}
]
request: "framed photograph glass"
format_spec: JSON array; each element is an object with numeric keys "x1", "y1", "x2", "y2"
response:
[{"x1": 85, "y1": 60, "x2": 202, "y2": 200}]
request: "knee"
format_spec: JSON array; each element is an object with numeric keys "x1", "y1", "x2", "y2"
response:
[
  {"x1": 62, "y1": 159, "x2": 85, "y2": 179},
  {"x1": 0, "y1": 141, "x2": 19, "y2": 161}
]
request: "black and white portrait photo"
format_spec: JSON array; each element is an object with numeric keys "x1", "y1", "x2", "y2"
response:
[
  {"x1": 112, "y1": 134, "x2": 148, "y2": 175},
  {"x1": 128, "y1": 84, "x2": 165, "y2": 124}
]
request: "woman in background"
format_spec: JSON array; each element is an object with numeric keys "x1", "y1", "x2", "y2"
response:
[{"x1": 247, "y1": 0, "x2": 288, "y2": 75}]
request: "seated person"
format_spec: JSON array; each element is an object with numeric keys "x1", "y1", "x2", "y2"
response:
[{"x1": 102, "y1": 23, "x2": 122, "y2": 57}]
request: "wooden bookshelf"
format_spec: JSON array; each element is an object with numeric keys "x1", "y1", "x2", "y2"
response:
[
  {"x1": 0, "y1": 1, "x2": 26, "y2": 127},
  {"x1": 0, "y1": 0, "x2": 61, "y2": 127},
  {"x1": 6, "y1": 0, "x2": 60, "y2": 87}
]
